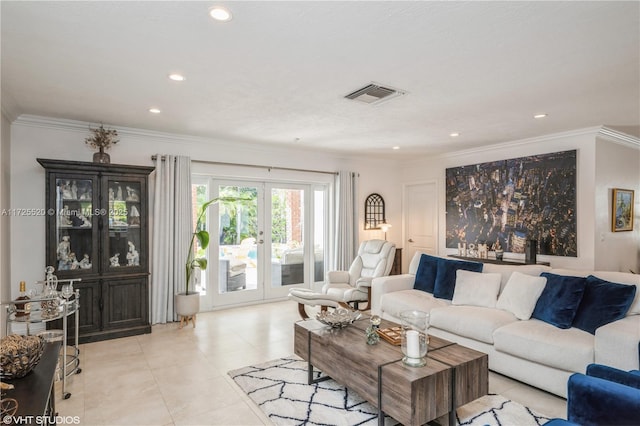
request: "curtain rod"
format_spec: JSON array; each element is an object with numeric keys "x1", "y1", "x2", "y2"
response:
[{"x1": 151, "y1": 155, "x2": 337, "y2": 176}]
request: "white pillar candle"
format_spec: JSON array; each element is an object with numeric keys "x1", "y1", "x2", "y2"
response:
[{"x1": 406, "y1": 330, "x2": 420, "y2": 358}]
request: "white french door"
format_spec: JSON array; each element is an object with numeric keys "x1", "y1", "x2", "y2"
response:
[
  {"x1": 212, "y1": 180, "x2": 263, "y2": 307},
  {"x1": 194, "y1": 178, "x2": 327, "y2": 310}
]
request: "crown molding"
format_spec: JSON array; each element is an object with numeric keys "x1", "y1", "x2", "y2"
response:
[
  {"x1": 13, "y1": 114, "x2": 203, "y2": 143},
  {"x1": 428, "y1": 126, "x2": 639, "y2": 162},
  {"x1": 436, "y1": 126, "x2": 609, "y2": 161},
  {"x1": 597, "y1": 126, "x2": 640, "y2": 149},
  {"x1": 11, "y1": 114, "x2": 294, "y2": 152},
  {"x1": 11, "y1": 114, "x2": 366, "y2": 163}
]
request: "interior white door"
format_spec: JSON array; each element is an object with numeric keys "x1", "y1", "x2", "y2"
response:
[{"x1": 404, "y1": 181, "x2": 438, "y2": 270}]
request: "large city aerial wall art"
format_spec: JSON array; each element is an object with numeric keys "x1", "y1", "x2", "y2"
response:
[{"x1": 445, "y1": 149, "x2": 577, "y2": 257}]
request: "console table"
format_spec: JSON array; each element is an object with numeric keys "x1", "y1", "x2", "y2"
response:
[
  {"x1": 2, "y1": 341, "x2": 61, "y2": 425},
  {"x1": 449, "y1": 255, "x2": 550, "y2": 266}
]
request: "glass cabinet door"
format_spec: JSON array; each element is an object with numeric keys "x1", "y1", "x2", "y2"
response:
[
  {"x1": 54, "y1": 176, "x2": 98, "y2": 275},
  {"x1": 104, "y1": 177, "x2": 145, "y2": 272}
]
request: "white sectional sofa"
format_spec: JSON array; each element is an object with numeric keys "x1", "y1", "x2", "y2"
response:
[{"x1": 371, "y1": 252, "x2": 640, "y2": 398}]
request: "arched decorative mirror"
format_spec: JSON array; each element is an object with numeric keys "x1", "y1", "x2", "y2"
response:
[{"x1": 364, "y1": 193, "x2": 386, "y2": 230}]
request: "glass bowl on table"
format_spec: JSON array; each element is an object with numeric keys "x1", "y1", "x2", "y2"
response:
[{"x1": 315, "y1": 308, "x2": 361, "y2": 328}]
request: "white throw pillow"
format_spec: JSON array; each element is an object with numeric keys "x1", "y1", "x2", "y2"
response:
[
  {"x1": 452, "y1": 270, "x2": 502, "y2": 308},
  {"x1": 496, "y1": 271, "x2": 548, "y2": 320}
]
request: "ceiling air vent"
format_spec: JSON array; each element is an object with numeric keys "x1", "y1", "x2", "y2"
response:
[{"x1": 344, "y1": 83, "x2": 406, "y2": 105}]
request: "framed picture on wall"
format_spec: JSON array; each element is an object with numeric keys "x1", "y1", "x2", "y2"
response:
[
  {"x1": 445, "y1": 149, "x2": 578, "y2": 257},
  {"x1": 612, "y1": 188, "x2": 634, "y2": 232}
]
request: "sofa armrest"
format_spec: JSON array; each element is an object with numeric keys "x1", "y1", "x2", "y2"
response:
[
  {"x1": 371, "y1": 274, "x2": 415, "y2": 316},
  {"x1": 567, "y1": 373, "x2": 640, "y2": 425},
  {"x1": 595, "y1": 316, "x2": 640, "y2": 371}
]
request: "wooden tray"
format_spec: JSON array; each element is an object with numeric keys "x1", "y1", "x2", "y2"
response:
[{"x1": 376, "y1": 326, "x2": 403, "y2": 346}]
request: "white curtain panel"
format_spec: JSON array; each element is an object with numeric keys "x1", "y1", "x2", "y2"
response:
[
  {"x1": 150, "y1": 155, "x2": 192, "y2": 324},
  {"x1": 334, "y1": 170, "x2": 358, "y2": 271}
]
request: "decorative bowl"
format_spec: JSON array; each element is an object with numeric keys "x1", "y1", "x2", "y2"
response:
[
  {"x1": 0, "y1": 334, "x2": 46, "y2": 379},
  {"x1": 316, "y1": 308, "x2": 361, "y2": 328}
]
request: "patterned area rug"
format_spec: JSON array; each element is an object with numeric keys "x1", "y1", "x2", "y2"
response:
[{"x1": 229, "y1": 356, "x2": 552, "y2": 426}]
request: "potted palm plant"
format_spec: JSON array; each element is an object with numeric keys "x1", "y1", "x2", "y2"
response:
[{"x1": 175, "y1": 197, "x2": 245, "y2": 324}]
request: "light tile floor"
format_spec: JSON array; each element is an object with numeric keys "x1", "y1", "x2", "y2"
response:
[{"x1": 55, "y1": 301, "x2": 566, "y2": 425}]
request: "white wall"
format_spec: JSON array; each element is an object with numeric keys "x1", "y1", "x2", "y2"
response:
[
  {"x1": 1, "y1": 111, "x2": 11, "y2": 319},
  {"x1": 594, "y1": 135, "x2": 640, "y2": 272},
  {"x1": 400, "y1": 127, "x2": 639, "y2": 271},
  {"x1": 8, "y1": 116, "x2": 402, "y2": 297},
  {"x1": 8, "y1": 116, "x2": 639, "y2": 299}
]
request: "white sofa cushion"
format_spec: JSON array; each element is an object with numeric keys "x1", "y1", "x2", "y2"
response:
[
  {"x1": 482, "y1": 263, "x2": 551, "y2": 293},
  {"x1": 595, "y1": 315, "x2": 640, "y2": 371},
  {"x1": 452, "y1": 270, "x2": 501, "y2": 308},
  {"x1": 430, "y1": 306, "x2": 517, "y2": 344},
  {"x1": 380, "y1": 289, "x2": 449, "y2": 320},
  {"x1": 496, "y1": 271, "x2": 547, "y2": 320},
  {"x1": 493, "y1": 319, "x2": 594, "y2": 372}
]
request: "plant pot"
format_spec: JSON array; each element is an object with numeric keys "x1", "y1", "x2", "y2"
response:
[
  {"x1": 175, "y1": 292, "x2": 200, "y2": 317},
  {"x1": 93, "y1": 151, "x2": 110, "y2": 164}
]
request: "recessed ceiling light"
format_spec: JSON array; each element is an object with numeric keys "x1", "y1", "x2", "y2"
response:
[
  {"x1": 168, "y1": 73, "x2": 185, "y2": 82},
  {"x1": 534, "y1": 113, "x2": 548, "y2": 119},
  {"x1": 392, "y1": 146, "x2": 400, "y2": 150},
  {"x1": 149, "y1": 108, "x2": 161, "y2": 114},
  {"x1": 209, "y1": 6, "x2": 232, "y2": 21},
  {"x1": 450, "y1": 132, "x2": 460, "y2": 137}
]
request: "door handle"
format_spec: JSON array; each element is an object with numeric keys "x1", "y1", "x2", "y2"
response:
[{"x1": 408, "y1": 238, "x2": 414, "y2": 243}]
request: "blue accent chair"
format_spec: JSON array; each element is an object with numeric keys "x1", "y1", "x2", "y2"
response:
[{"x1": 545, "y1": 362, "x2": 640, "y2": 426}]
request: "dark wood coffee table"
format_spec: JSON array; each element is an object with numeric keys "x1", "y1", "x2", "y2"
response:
[{"x1": 294, "y1": 318, "x2": 488, "y2": 426}]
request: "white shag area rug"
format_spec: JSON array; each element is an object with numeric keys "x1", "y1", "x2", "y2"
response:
[{"x1": 229, "y1": 356, "x2": 552, "y2": 426}]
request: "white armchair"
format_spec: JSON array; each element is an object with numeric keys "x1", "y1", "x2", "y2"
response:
[
  {"x1": 289, "y1": 239, "x2": 396, "y2": 318},
  {"x1": 322, "y1": 239, "x2": 396, "y2": 310}
]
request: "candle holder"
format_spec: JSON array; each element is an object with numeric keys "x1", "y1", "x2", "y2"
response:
[{"x1": 399, "y1": 310, "x2": 429, "y2": 367}]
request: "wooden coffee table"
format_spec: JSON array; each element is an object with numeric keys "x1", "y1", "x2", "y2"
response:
[{"x1": 294, "y1": 318, "x2": 488, "y2": 426}]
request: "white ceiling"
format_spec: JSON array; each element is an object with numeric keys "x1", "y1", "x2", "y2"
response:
[{"x1": 2, "y1": 1, "x2": 639, "y2": 159}]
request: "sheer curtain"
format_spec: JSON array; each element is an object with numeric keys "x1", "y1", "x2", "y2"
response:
[
  {"x1": 333, "y1": 170, "x2": 358, "y2": 270},
  {"x1": 150, "y1": 155, "x2": 192, "y2": 324}
]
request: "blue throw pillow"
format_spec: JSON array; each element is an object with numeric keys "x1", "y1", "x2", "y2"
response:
[
  {"x1": 433, "y1": 258, "x2": 483, "y2": 300},
  {"x1": 572, "y1": 275, "x2": 637, "y2": 334},
  {"x1": 413, "y1": 254, "x2": 440, "y2": 293},
  {"x1": 531, "y1": 273, "x2": 587, "y2": 328}
]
